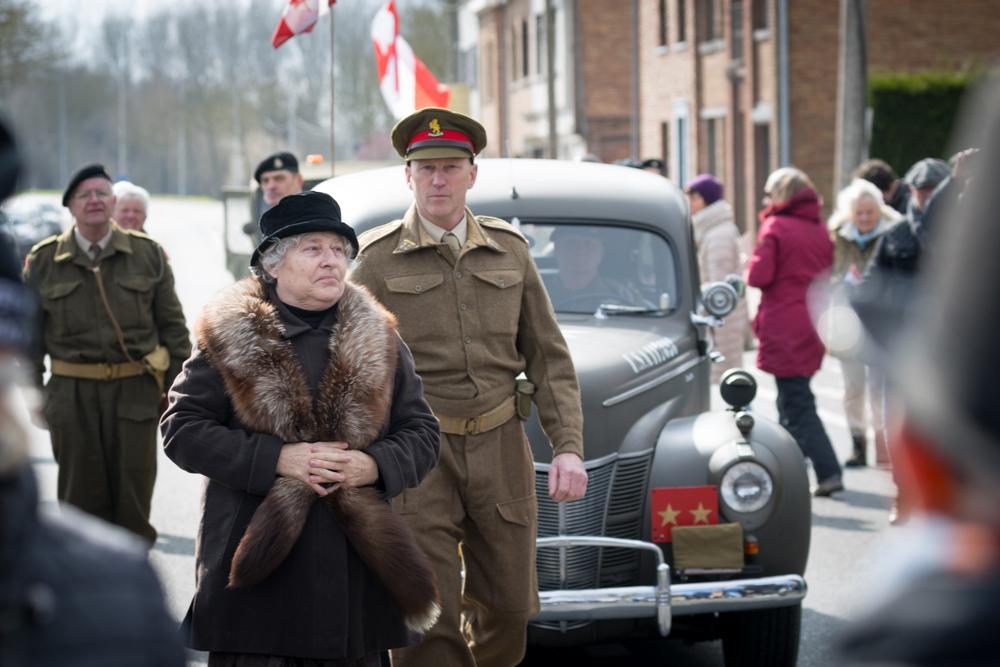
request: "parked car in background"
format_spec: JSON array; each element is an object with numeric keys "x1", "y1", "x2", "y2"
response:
[
  {"x1": 1, "y1": 198, "x2": 67, "y2": 263},
  {"x1": 316, "y1": 159, "x2": 809, "y2": 666}
]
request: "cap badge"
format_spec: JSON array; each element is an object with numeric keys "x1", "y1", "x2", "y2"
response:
[
  {"x1": 274, "y1": 158, "x2": 284, "y2": 169},
  {"x1": 428, "y1": 118, "x2": 444, "y2": 137}
]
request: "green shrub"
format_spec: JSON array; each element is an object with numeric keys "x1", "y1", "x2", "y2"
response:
[{"x1": 867, "y1": 69, "x2": 981, "y2": 176}]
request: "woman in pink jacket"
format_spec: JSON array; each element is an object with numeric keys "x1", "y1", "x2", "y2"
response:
[{"x1": 747, "y1": 167, "x2": 843, "y2": 496}]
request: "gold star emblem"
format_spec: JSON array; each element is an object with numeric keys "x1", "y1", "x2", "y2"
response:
[
  {"x1": 658, "y1": 504, "x2": 680, "y2": 527},
  {"x1": 690, "y1": 502, "x2": 712, "y2": 524}
]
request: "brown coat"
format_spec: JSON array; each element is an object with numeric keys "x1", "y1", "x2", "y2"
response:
[
  {"x1": 351, "y1": 204, "x2": 583, "y2": 458},
  {"x1": 160, "y1": 278, "x2": 440, "y2": 660}
]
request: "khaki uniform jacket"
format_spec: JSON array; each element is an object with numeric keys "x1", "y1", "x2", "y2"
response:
[
  {"x1": 351, "y1": 204, "x2": 583, "y2": 459},
  {"x1": 23, "y1": 224, "x2": 191, "y2": 393}
]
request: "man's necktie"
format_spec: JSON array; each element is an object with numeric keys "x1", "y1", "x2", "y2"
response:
[
  {"x1": 443, "y1": 232, "x2": 462, "y2": 259},
  {"x1": 89, "y1": 243, "x2": 101, "y2": 263}
]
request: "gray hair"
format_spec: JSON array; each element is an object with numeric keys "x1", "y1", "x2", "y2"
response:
[
  {"x1": 112, "y1": 180, "x2": 150, "y2": 209},
  {"x1": 251, "y1": 232, "x2": 356, "y2": 284},
  {"x1": 828, "y1": 178, "x2": 902, "y2": 230}
]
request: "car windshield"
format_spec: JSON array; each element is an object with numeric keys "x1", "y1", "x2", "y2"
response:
[{"x1": 520, "y1": 222, "x2": 677, "y2": 315}]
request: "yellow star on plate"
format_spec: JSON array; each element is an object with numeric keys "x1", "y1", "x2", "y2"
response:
[
  {"x1": 690, "y1": 502, "x2": 712, "y2": 524},
  {"x1": 658, "y1": 503, "x2": 680, "y2": 527}
]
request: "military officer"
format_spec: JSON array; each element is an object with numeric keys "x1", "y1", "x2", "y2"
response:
[
  {"x1": 351, "y1": 108, "x2": 588, "y2": 667},
  {"x1": 254, "y1": 151, "x2": 304, "y2": 209},
  {"x1": 23, "y1": 163, "x2": 191, "y2": 543}
]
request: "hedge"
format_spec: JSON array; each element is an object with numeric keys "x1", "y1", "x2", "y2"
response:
[{"x1": 867, "y1": 69, "x2": 980, "y2": 176}]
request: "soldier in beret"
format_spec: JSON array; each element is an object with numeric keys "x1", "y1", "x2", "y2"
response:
[
  {"x1": 22, "y1": 163, "x2": 190, "y2": 543},
  {"x1": 351, "y1": 107, "x2": 588, "y2": 667},
  {"x1": 254, "y1": 151, "x2": 303, "y2": 210}
]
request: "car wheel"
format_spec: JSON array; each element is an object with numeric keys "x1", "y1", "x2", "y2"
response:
[{"x1": 720, "y1": 602, "x2": 801, "y2": 667}]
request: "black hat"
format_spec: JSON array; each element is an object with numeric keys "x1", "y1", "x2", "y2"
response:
[
  {"x1": 62, "y1": 164, "x2": 112, "y2": 206},
  {"x1": 391, "y1": 108, "x2": 487, "y2": 160},
  {"x1": 254, "y1": 152, "x2": 299, "y2": 183},
  {"x1": 251, "y1": 191, "x2": 358, "y2": 267}
]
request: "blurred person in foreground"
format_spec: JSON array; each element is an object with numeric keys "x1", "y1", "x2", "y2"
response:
[
  {"x1": 747, "y1": 167, "x2": 842, "y2": 496},
  {"x1": 838, "y1": 82, "x2": 996, "y2": 667},
  {"x1": 160, "y1": 191, "x2": 441, "y2": 665},
  {"x1": 113, "y1": 180, "x2": 150, "y2": 232},
  {"x1": 685, "y1": 173, "x2": 748, "y2": 383},
  {"x1": 0, "y1": 116, "x2": 184, "y2": 667},
  {"x1": 22, "y1": 163, "x2": 190, "y2": 542},
  {"x1": 826, "y1": 179, "x2": 901, "y2": 467}
]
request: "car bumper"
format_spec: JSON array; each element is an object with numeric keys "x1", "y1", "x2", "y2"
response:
[{"x1": 533, "y1": 536, "x2": 807, "y2": 637}]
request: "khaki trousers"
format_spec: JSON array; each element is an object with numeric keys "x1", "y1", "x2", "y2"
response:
[
  {"x1": 43, "y1": 374, "x2": 160, "y2": 542},
  {"x1": 839, "y1": 358, "x2": 885, "y2": 436},
  {"x1": 391, "y1": 417, "x2": 539, "y2": 667}
]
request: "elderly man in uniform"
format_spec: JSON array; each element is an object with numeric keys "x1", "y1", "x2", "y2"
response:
[
  {"x1": 23, "y1": 163, "x2": 190, "y2": 543},
  {"x1": 351, "y1": 108, "x2": 588, "y2": 667},
  {"x1": 255, "y1": 151, "x2": 304, "y2": 209}
]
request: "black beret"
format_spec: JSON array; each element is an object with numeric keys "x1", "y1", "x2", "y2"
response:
[
  {"x1": 62, "y1": 164, "x2": 112, "y2": 206},
  {"x1": 254, "y1": 152, "x2": 299, "y2": 183},
  {"x1": 391, "y1": 108, "x2": 487, "y2": 160},
  {"x1": 251, "y1": 191, "x2": 358, "y2": 267}
]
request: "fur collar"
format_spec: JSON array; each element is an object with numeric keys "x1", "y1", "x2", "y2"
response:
[{"x1": 195, "y1": 277, "x2": 398, "y2": 448}]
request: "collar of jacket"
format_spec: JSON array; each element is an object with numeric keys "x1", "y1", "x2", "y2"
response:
[
  {"x1": 392, "y1": 204, "x2": 506, "y2": 255},
  {"x1": 53, "y1": 223, "x2": 134, "y2": 267},
  {"x1": 758, "y1": 187, "x2": 822, "y2": 225},
  {"x1": 267, "y1": 284, "x2": 339, "y2": 340}
]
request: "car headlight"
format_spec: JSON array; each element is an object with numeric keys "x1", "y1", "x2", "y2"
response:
[{"x1": 720, "y1": 461, "x2": 774, "y2": 513}]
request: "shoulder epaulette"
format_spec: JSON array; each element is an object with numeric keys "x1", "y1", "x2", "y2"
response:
[
  {"x1": 357, "y1": 220, "x2": 403, "y2": 253},
  {"x1": 26, "y1": 235, "x2": 59, "y2": 256},
  {"x1": 478, "y1": 216, "x2": 528, "y2": 244}
]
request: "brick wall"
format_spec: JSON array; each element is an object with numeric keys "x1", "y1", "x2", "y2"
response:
[{"x1": 577, "y1": 0, "x2": 634, "y2": 161}]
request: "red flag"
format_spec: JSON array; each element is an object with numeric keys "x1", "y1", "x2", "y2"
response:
[
  {"x1": 650, "y1": 485, "x2": 719, "y2": 543},
  {"x1": 371, "y1": 0, "x2": 450, "y2": 119},
  {"x1": 272, "y1": 0, "x2": 336, "y2": 49}
]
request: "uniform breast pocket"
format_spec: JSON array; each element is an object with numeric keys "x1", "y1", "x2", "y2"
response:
[
  {"x1": 115, "y1": 274, "x2": 156, "y2": 331},
  {"x1": 39, "y1": 279, "x2": 85, "y2": 337},
  {"x1": 383, "y1": 272, "x2": 446, "y2": 336},
  {"x1": 472, "y1": 269, "x2": 524, "y2": 336}
]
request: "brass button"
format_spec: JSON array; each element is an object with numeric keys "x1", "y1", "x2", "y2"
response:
[
  {"x1": 498, "y1": 279, "x2": 506, "y2": 287},
  {"x1": 463, "y1": 335, "x2": 472, "y2": 344},
  {"x1": 415, "y1": 285, "x2": 423, "y2": 292},
  {"x1": 454, "y1": 271, "x2": 463, "y2": 279},
  {"x1": 460, "y1": 303, "x2": 468, "y2": 311}
]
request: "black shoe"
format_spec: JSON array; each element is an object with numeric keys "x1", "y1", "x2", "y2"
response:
[
  {"x1": 844, "y1": 433, "x2": 867, "y2": 468},
  {"x1": 812, "y1": 475, "x2": 844, "y2": 497}
]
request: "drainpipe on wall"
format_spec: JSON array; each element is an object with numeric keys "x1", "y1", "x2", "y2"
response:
[
  {"x1": 631, "y1": 0, "x2": 640, "y2": 159},
  {"x1": 498, "y1": 3, "x2": 510, "y2": 156},
  {"x1": 777, "y1": 0, "x2": 790, "y2": 166}
]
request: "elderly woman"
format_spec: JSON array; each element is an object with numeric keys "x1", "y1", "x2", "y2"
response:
[
  {"x1": 747, "y1": 167, "x2": 842, "y2": 497},
  {"x1": 161, "y1": 191, "x2": 441, "y2": 666},
  {"x1": 112, "y1": 180, "x2": 150, "y2": 232},
  {"x1": 827, "y1": 179, "x2": 901, "y2": 468}
]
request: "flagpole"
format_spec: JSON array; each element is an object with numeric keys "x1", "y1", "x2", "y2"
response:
[{"x1": 329, "y1": 5, "x2": 336, "y2": 177}]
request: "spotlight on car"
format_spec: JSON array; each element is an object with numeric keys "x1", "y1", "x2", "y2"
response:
[
  {"x1": 700, "y1": 280, "x2": 739, "y2": 318},
  {"x1": 719, "y1": 369, "x2": 757, "y2": 410}
]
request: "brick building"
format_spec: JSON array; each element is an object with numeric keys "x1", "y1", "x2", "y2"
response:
[
  {"x1": 457, "y1": 0, "x2": 634, "y2": 161},
  {"x1": 639, "y1": 0, "x2": 1000, "y2": 232}
]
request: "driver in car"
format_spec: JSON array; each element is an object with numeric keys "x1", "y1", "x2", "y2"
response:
[{"x1": 547, "y1": 227, "x2": 637, "y2": 311}]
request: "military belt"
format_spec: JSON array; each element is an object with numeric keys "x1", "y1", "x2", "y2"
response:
[
  {"x1": 50, "y1": 358, "x2": 146, "y2": 381},
  {"x1": 435, "y1": 397, "x2": 517, "y2": 436}
]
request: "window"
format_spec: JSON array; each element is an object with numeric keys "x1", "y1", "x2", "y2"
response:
[
  {"x1": 521, "y1": 18, "x2": 530, "y2": 78},
  {"x1": 536, "y1": 14, "x2": 544, "y2": 74},
  {"x1": 658, "y1": 0, "x2": 669, "y2": 46},
  {"x1": 676, "y1": 115, "x2": 688, "y2": 186},
  {"x1": 522, "y1": 222, "x2": 678, "y2": 315},
  {"x1": 697, "y1": 0, "x2": 718, "y2": 42},
  {"x1": 730, "y1": 1, "x2": 744, "y2": 59},
  {"x1": 677, "y1": 0, "x2": 687, "y2": 42},
  {"x1": 752, "y1": 0, "x2": 768, "y2": 31},
  {"x1": 660, "y1": 122, "x2": 670, "y2": 178},
  {"x1": 511, "y1": 26, "x2": 518, "y2": 80},
  {"x1": 704, "y1": 117, "x2": 724, "y2": 176}
]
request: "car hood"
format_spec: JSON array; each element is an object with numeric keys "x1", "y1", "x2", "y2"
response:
[{"x1": 556, "y1": 314, "x2": 696, "y2": 408}]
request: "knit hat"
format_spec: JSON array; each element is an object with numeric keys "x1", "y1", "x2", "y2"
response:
[{"x1": 685, "y1": 174, "x2": 724, "y2": 206}]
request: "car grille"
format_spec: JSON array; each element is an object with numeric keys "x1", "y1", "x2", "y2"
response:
[{"x1": 534, "y1": 448, "x2": 654, "y2": 591}]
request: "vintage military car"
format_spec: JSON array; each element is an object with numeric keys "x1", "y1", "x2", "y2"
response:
[{"x1": 315, "y1": 159, "x2": 809, "y2": 666}]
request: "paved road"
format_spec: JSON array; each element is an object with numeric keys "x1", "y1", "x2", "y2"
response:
[{"x1": 17, "y1": 194, "x2": 898, "y2": 666}]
